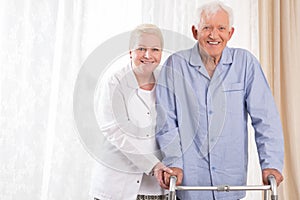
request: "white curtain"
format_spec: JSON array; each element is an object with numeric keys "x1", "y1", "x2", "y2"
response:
[{"x1": 0, "y1": 0, "x2": 262, "y2": 199}]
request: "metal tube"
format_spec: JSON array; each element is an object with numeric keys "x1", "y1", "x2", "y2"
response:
[
  {"x1": 168, "y1": 176, "x2": 177, "y2": 200},
  {"x1": 168, "y1": 175, "x2": 278, "y2": 200},
  {"x1": 268, "y1": 175, "x2": 278, "y2": 200},
  {"x1": 175, "y1": 185, "x2": 271, "y2": 191},
  {"x1": 264, "y1": 189, "x2": 269, "y2": 200}
]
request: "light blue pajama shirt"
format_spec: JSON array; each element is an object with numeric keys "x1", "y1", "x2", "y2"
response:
[{"x1": 155, "y1": 44, "x2": 284, "y2": 200}]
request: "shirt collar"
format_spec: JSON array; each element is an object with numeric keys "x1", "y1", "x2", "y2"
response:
[
  {"x1": 189, "y1": 43, "x2": 204, "y2": 67},
  {"x1": 219, "y1": 47, "x2": 232, "y2": 65},
  {"x1": 124, "y1": 63, "x2": 159, "y2": 89},
  {"x1": 124, "y1": 63, "x2": 139, "y2": 89}
]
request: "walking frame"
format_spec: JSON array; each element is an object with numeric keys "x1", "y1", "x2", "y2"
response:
[{"x1": 168, "y1": 175, "x2": 278, "y2": 200}]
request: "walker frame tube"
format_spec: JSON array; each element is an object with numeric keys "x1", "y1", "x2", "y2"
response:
[{"x1": 168, "y1": 175, "x2": 278, "y2": 200}]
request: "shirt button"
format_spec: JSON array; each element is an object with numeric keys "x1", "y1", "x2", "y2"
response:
[
  {"x1": 209, "y1": 110, "x2": 213, "y2": 115},
  {"x1": 137, "y1": 180, "x2": 140, "y2": 183},
  {"x1": 212, "y1": 167, "x2": 216, "y2": 171},
  {"x1": 147, "y1": 112, "x2": 150, "y2": 115}
]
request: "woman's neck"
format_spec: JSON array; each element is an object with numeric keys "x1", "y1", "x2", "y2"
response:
[{"x1": 133, "y1": 71, "x2": 155, "y2": 91}]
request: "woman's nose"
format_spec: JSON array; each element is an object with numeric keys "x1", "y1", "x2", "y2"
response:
[{"x1": 144, "y1": 49, "x2": 150, "y2": 58}]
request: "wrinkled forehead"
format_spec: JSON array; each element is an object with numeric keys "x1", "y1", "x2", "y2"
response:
[{"x1": 200, "y1": 9, "x2": 229, "y2": 25}]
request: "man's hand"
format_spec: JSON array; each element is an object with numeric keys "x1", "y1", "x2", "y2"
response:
[
  {"x1": 153, "y1": 162, "x2": 174, "y2": 189},
  {"x1": 262, "y1": 168, "x2": 284, "y2": 186},
  {"x1": 163, "y1": 167, "x2": 183, "y2": 188},
  {"x1": 153, "y1": 163, "x2": 183, "y2": 189}
]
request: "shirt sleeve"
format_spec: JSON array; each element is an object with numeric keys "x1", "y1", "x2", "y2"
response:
[
  {"x1": 96, "y1": 75, "x2": 160, "y2": 174},
  {"x1": 155, "y1": 57, "x2": 183, "y2": 169},
  {"x1": 245, "y1": 55, "x2": 284, "y2": 173}
]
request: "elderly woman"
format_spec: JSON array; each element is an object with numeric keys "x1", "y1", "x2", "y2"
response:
[{"x1": 90, "y1": 24, "x2": 172, "y2": 200}]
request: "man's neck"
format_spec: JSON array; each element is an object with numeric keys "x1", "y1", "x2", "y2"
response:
[{"x1": 199, "y1": 48, "x2": 218, "y2": 78}]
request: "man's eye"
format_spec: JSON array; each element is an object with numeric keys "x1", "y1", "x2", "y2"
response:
[
  {"x1": 152, "y1": 48, "x2": 160, "y2": 52},
  {"x1": 137, "y1": 47, "x2": 146, "y2": 51},
  {"x1": 202, "y1": 26, "x2": 211, "y2": 31}
]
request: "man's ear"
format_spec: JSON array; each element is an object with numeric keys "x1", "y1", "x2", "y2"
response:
[
  {"x1": 228, "y1": 27, "x2": 235, "y2": 40},
  {"x1": 192, "y1": 25, "x2": 198, "y2": 40}
]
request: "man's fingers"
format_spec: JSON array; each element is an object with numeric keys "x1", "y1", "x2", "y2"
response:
[
  {"x1": 155, "y1": 169, "x2": 169, "y2": 189},
  {"x1": 159, "y1": 179, "x2": 169, "y2": 189},
  {"x1": 154, "y1": 168, "x2": 163, "y2": 182},
  {"x1": 174, "y1": 169, "x2": 183, "y2": 185},
  {"x1": 163, "y1": 167, "x2": 173, "y2": 174},
  {"x1": 262, "y1": 168, "x2": 284, "y2": 186},
  {"x1": 153, "y1": 165, "x2": 183, "y2": 189},
  {"x1": 163, "y1": 171, "x2": 171, "y2": 186}
]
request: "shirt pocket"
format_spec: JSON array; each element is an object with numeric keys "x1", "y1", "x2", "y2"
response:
[{"x1": 223, "y1": 83, "x2": 245, "y2": 114}]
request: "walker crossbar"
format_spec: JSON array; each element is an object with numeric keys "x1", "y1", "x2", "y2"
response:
[{"x1": 168, "y1": 175, "x2": 278, "y2": 200}]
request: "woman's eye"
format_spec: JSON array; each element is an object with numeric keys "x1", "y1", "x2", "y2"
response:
[{"x1": 137, "y1": 47, "x2": 146, "y2": 51}]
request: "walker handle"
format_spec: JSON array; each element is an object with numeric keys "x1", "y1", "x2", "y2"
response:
[
  {"x1": 268, "y1": 174, "x2": 278, "y2": 200},
  {"x1": 168, "y1": 176, "x2": 177, "y2": 200}
]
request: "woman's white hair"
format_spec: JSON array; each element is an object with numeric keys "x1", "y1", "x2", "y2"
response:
[
  {"x1": 193, "y1": 1, "x2": 234, "y2": 28},
  {"x1": 129, "y1": 24, "x2": 164, "y2": 50}
]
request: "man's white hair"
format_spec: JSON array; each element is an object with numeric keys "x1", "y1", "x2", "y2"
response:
[{"x1": 193, "y1": 1, "x2": 234, "y2": 28}]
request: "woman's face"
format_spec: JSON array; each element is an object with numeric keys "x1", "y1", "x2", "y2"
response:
[{"x1": 130, "y1": 33, "x2": 162, "y2": 74}]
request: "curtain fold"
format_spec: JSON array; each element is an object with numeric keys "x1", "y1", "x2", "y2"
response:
[{"x1": 258, "y1": 0, "x2": 300, "y2": 199}]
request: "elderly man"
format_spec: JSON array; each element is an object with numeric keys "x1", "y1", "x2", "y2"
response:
[{"x1": 155, "y1": 1, "x2": 284, "y2": 200}]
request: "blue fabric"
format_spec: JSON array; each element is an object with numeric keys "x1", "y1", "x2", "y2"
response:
[{"x1": 155, "y1": 44, "x2": 284, "y2": 200}]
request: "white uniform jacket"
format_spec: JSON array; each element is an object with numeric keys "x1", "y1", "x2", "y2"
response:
[{"x1": 90, "y1": 64, "x2": 163, "y2": 200}]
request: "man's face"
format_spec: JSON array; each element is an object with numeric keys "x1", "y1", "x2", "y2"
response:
[
  {"x1": 192, "y1": 9, "x2": 234, "y2": 62},
  {"x1": 130, "y1": 33, "x2": 162, "y2": 74}
]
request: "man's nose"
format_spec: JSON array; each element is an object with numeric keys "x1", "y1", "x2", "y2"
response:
[{"x1": 209, "y1": 28, "x2": 218, "y2": 39}]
